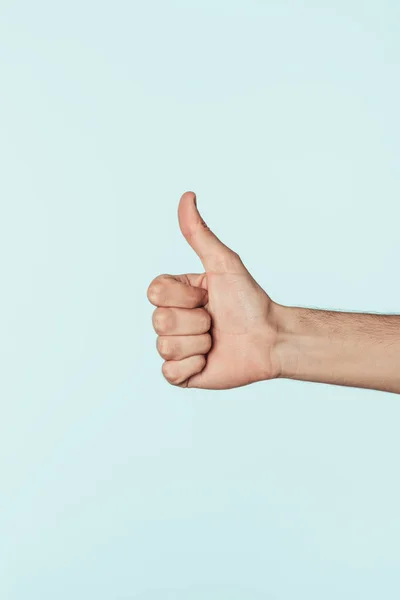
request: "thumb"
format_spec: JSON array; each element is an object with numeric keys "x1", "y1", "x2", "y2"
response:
[{"x1": 178, "y1": 191, "x2": 243, "y2": 273}]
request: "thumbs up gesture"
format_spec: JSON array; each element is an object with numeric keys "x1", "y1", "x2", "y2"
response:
[{"x1": 147, "y1": 192, "x2": 282, "y2": 389}]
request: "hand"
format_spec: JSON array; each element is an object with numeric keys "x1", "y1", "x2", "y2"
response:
[{"x1": 147, "y1": 192, "x2": 282, "y2": 389}]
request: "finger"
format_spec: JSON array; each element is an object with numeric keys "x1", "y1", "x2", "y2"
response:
[
  {"x1": 178, "y1": 191, "x2": 245, "y2": 274},
  {"x1": 147, "y1": 274, "x2": 207, "y2": 308},
  {"x1": 162, "y1": 355, "x2": 206, "y2": 386},
  {"x1": 152, "y1": 307, "x2": 211, "y2": 336},
  {"x1": 157, "y1": 333, "x2": 212, "y2": 361}
]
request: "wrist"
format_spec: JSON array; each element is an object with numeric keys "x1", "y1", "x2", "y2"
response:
[
  {"x1": 270, "y1": 303, "x2": 304, "y2": 381},
  {"x1": 259, "y1": 301, "x2": 298, "y2": 381}
]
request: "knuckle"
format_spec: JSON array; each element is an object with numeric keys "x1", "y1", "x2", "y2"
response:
[
  {"x1": 152, "y1": 308, "x2": 174, "y2": 334},
  {"x1": 229, "y1": 250, "x2": 243, "y2": 266},
  {"x1": 147, "y1": 278, "x2": 165, "y2": 305},
  {"x1": 220, "y1": 250, "x2": 242, "y2": 271},
  {"x1": 162, "y1": 362, "x2": 179, "y2": 384},
  {"x1": 156, "y1": 337, "x2": 166, "y2": 357},
  {"x1": 157, "y1": 337, "x2": 176, "y2": 360}
]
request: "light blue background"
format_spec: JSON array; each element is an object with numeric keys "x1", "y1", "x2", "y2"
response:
[{"x1": 1, "y1": 1, "x2": 400, "y2": 598}]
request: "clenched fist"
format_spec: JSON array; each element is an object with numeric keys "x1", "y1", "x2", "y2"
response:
[{"x1": 147, "y1": 192, "x2": 283, "y2": 389}]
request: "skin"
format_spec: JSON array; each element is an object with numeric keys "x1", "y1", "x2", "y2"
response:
[{"x1": 147, "y1": 191, "x2": 400, "y2": 394}]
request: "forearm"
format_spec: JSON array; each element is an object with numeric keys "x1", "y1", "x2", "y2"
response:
[{"x1": 273, "y1": 304, "x2": 400, "y2": 394}]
